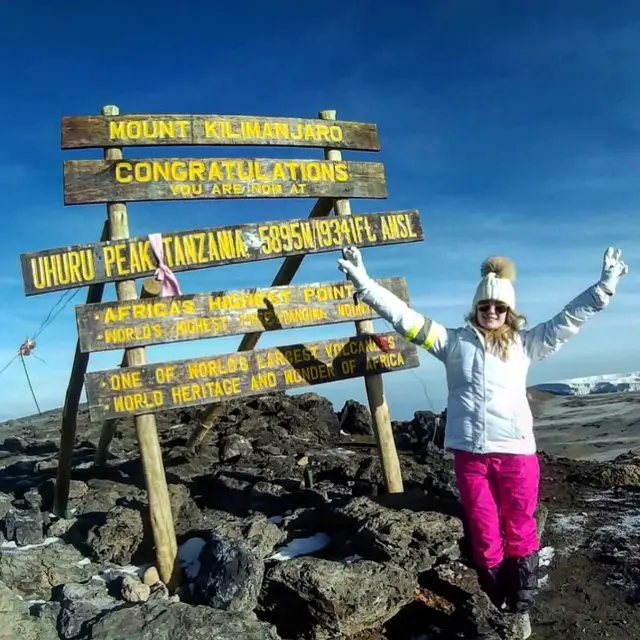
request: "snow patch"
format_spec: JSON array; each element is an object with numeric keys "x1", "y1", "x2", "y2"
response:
[
  {"x1": 95, "y1": 564, "x2": 148, "y2": 583},
  {"x1": 539, "y1": 546, "x2": 555, "y2": 567},
  {"x1": 547, "y1": 512, "x2": 589, "y2": 555},
  {"x1": 267, "y1": 532, "x2": 331, "y2": 561},
  {"x1": 178, "y1": 537, "x2": 206, "y2": 579},
  {"x1": 532, "y1": 371, "x2": 640, "y2": 397},
  {"x1": 584, "y1": 490, "x2": 630, "y2": 504},
  {"x1": 593, "y1": 510, "x2": 640, "y2": 551},
  {"x1": 0, "y1": 536, "x2": 61, "y2": 552}
]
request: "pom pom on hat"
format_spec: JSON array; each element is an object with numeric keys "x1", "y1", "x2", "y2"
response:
[
  {"x1": 472, "y1": 255, "x2": 517, "y2": 309},
  {"x1": 480, "y1": 256, "x2": 516, "y2": 282}
]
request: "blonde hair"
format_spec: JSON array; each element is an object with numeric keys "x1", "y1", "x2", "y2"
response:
[{"x1": 465, "y1": 308, "x2": 528, "y2": 361}]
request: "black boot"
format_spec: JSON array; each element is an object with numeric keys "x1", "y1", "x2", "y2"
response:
[
  {"x1": 476, "y1": 563, "x2": 506, "y2": 610},
  {"x1": 503, "y1": 552, "x2": 539, "y2": 613}
]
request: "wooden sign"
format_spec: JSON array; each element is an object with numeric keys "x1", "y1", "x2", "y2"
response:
[
  {"x1": 21, "y1": 210, "x2": 423, "y2": 296},
  {"x1": 84, "y1": 331, "x2": 420, "y2": 422},
  {"x1": 63, "y1": 158, "x2": 387, "y2": 205},
  {"x1": 61, "y1": 114, "x2": 380, "y2": 151},
  {"x1": 76, "y1": 277, "x2": 409, "y2": 353}
]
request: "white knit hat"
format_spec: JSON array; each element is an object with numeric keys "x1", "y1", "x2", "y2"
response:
[{"x1": 472, "y1": 256, "x2": 517, "y2": 309}]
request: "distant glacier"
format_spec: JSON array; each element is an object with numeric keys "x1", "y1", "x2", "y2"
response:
[{"x1": 531, "y1": 372, "x2": 640, "y2": 396}]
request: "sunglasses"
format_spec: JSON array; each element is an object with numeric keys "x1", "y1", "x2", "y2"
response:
[{"x1": 477, "y1": 302, "x2": 508, "y2": 314}]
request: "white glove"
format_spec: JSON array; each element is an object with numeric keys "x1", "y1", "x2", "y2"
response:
[
  {"x1": 337, "y1": 246, "x2": 427, "y2": 337},
  {"x1": 337, "y1": 246, "x2": 372, "y2": 292},
  {"x1": 599, "y1": 247, "x2": 628, "y2": 295}
]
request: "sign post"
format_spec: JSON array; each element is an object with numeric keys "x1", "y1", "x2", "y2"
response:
[
  {"x1": 320, "y1": 109, "x2": 403, "y2": 493},
  {"x1": 67, "y1": 105, "x2": 179, "y2": 589}
]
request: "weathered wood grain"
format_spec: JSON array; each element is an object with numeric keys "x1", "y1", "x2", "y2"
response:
[
  {"x1": 76, "y1": 277, "x2": 410, "y2": 353},
  {"x1": 61, "y1": 114, "x2": 381, "y2": 151},
  {"x1": 21, "y1": 210, "x2": 424, "y2": 296},
  {"x1": 63, "y1": 158, "x2": 387, "y2": 205},
  {"x1": 84, "y1": 331, "x2": 420, "y2": 422}
]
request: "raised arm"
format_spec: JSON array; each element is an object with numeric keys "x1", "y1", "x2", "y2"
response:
[
  {"x1": 523, "y1": 247, "x2": 628, "y2": 362},
  {"x1": 337, "y1": 246, "x2": 449, "y2": 361}
]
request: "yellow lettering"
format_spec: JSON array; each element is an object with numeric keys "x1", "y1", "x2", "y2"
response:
[
  {"x1": 155, "y1": 365, "x2": 176, "y2": 384},
  {"x1": 366, "y1": 352, "x2": 405, "y2": 371},
  {"x1": 336, "y1": 302, "x2": 371, "y2": 318},
  {"x1": 340, "y1": 358, "x2": 358, "y2": 375},
  {"x1": 113, "y1": 390, "x2": 164, "y2": 413},
  {"x1": 282, "y1": 363, "x2": 335, "y2": 385},
  {"x1": 102, "y1": 246, "x2": 116, "y2": 277},
  {"x1": 30, "y1": 250, "x2": 95, "y2": 290},
  {"x1": 103, "y1": 323, "x2": 163, "y2": 345},
  {"x1": 200, "y1": 120, "x2": 345, "y2": 144},
  {"x1": 109, "y1": 120, "x2": 190, "y2": 142},
  {"x1": 170, "y1": 378, "x2": 241, "y2": 403},
  {"x1": 109, "y1": 371, "x2": 142, "y2": 391},
  {"x1": 302, "y1": 283, "x2": 354, "y2": 303},
  {"x1": 112, "y1": 159, "x2": 349, "y2": 188},
  {"x1": 250, "y1": 372, "x2": 278, "y2": 390}
]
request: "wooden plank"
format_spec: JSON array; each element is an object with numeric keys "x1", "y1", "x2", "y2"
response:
[
  {"x1": 84, "y1": 331, "x2": 420, "y2": 423},
  {"x1": 20, "y1": 210, "x2": 424, "y2": 296},
  {"x1": 61, "y1": 114, "x2": 381, "y2": 151},
  {"x1": 76, "y1": 277, "x2": 410, "y2": 353},
  {"x1": 63, "y1": 158, "x2": 387, "y2": 205}
]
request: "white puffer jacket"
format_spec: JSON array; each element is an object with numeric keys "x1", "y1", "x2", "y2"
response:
[{"x1": 358, "y1": 280, "x2": 612, "y2": 455}]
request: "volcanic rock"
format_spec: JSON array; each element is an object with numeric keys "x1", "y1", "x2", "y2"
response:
[
  {"x1": 191, "y1": 532, "x2": 264, "y2": 613},
  {"x1": 332, "y1": 495, "x2": 464, "y2": 571},
  {"x1": 0, "y1": 579, "x2": 58, "y2": 640},
  {"x1": 81, "y1": 599, "x2": 282, "y2": 639},
  {"x1": 338, "y1": 400, "x2": 373, "y2": 435},
  {"x1": 260, "y1": 556, "x2": 416, "y2": 639},
  {"x1": 55, "y1": 579, "x2": 118, "y2": 639},
  {"x1": 4, "y1": 507, "x2": 45, "y2": 546},
  {"x1": 86, "y1": 505, "x2": 144, "y2": 566},
  {"x1": 0, "y1": 542, "x2": 96, "y2": 600}
]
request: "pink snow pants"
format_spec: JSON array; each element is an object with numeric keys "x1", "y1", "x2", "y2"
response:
[{"x1": 454, "y1": 450, "x2": 540, "y2": 569}]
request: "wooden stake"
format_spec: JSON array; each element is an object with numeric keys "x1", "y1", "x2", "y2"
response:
[
  {"x1": 53, "y1": 219, "x2": 110, "y2": 518},
  {"x1": 94, "y1": 278, "x2": 162, "y2": 466},
  {"x1": 98, "y1": 105, "x2": 179, "y2": 589},
  {"x1": 319, "y1": 109, "x2": 404, "y2": 494},
  {"x1": 186, "y1": 197, "x2": 333, "y2": 450}
]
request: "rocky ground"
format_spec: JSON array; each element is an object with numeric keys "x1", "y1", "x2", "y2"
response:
[{"x1": 0, "y1": 391, "x2": 639, "y2": 639}]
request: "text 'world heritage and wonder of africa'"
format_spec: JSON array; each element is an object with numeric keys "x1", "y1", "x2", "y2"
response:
[
  {"x1": 21, "y1": 211, "x2": 424, "y2": 295},
  {"x1": 63, "y1": 157, "x2": 387, "y2": 204},
  {"x1": 76, "y1": 277, "x2": 410, "y2": 352},
  {"x1": 84, "y1": 332, "x2": 420, "y2": 422},
  {"x1": 61, "y1": 114, "x2": 380, "y2": 151}
]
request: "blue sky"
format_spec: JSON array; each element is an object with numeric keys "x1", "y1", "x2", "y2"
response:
[{"x1": 1, "y1": 0, "x2": 640, "y2": 422}]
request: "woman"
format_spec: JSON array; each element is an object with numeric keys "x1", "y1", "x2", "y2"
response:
[{"x1": 337, "y1": 246, "x2": 628, "y2": 638}]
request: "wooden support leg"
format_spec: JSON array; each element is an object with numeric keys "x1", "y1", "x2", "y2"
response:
[
  {"x1": 319, "y1": 109, "x2": 404, "y2": 494},
  {"x1": 53, "y1": 220, "x2": 110, "y2": 518},
  {"x1": 98, "y1": 105, "x2": 179, "y2": 589},
  {"x1": 94, "y1": 279, "x2": 162, "y2": 466}
]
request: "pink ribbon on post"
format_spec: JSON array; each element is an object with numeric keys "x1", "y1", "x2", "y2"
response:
[{"x1": 148, "y1": 233, "x2": 182, "y2": 297}]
